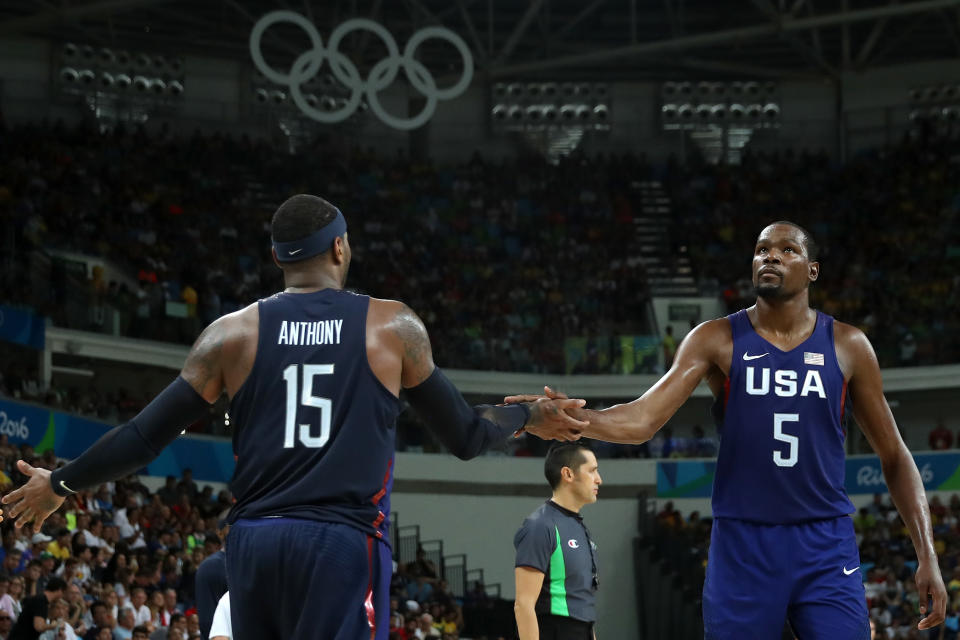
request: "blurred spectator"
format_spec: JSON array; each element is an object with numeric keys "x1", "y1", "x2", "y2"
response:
[{"x1": 931, "y1": 419, "x2": 954, "y2": 450}]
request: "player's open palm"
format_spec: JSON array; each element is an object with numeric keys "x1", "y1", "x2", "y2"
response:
[
  {"x1": 915, "y1": 559, "x2": 946, "y2": 629},
  {"x1": 0, "y1": 459, "x2": 65, "y2": 534}
]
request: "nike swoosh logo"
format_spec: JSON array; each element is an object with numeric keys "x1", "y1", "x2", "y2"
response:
[
  {"x1": 59, "y1": 480, "x2": 76, "y2": 494},
  {"x1": 742, "y1": 352, "x2": 769, "y2": 360},
  {"x1": 288, "y1": 248, "x2": 303, "y2": 255},
  {"x1": 843, "y1": 566, "x2": 859, "y2": 575}
]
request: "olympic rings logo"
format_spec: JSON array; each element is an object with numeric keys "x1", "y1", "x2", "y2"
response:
[{"x1": 250, "y1": 11, "x2": 474, "y2": 131}]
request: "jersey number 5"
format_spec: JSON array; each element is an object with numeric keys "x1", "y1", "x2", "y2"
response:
[
  {"x1": 773, "y1": 413, "x2": 799, "y2": 467},
  {"x1": 282, "y1": 364, "x2": 334, "y2": 449}
]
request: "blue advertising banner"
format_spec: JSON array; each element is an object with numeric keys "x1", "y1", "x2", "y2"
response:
[
  {"x1": 658, "y1": 452, "x2": 960, "y2": 498},
  {"x1": 0, "y1": 305, "x2": 45, "y2": 350},
  {"x1": 0, "y1": 397, "x2": 234, "y2": 483}
]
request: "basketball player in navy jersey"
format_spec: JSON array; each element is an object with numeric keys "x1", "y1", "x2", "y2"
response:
[
  {"x1": 509, "y1": 221, "x2": 947, "y2": 638},
  {"x1": 0, "y1": 194, "x2": 588, "y2": 640}
]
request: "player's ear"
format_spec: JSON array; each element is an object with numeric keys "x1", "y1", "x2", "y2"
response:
[
  {"x1": 808, "y1": 260, "x2": 819, "y2": 282},
  {"x1": 333, "y1": 236, "x2": 346, "y2": 264}
]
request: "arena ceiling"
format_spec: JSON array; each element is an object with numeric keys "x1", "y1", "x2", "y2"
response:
[{"x1": 1, "y1": 0, "x2": 959, "y2": 82}]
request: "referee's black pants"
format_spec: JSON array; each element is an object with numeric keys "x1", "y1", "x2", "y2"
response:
[{"x1": 536, "y1": 613, "x2": 594, "y2": 640}]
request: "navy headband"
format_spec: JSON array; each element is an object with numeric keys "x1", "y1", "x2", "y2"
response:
[{"x1": 272, "y1": 209, "x2": 347, "y2": 263}]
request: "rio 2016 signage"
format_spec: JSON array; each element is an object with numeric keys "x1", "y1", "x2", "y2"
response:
[{"x1": 250, "y1": 11, "x2": 474, "y2": 130}]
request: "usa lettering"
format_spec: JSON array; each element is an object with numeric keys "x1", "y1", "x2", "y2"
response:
[
  {"x1": 745, "y1": 367, "x2": 826, "y2": 398},
  {"x1": 278, "y1": 319, "x2": 343, "y2": 346}
]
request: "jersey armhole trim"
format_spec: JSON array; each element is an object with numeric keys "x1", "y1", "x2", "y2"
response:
[
  {"x1": 226, "y1": 300, "x2": 263, "y2": 404},
  {"x1": 360, "y1": 296, "x2": 403, "y2": 407}
]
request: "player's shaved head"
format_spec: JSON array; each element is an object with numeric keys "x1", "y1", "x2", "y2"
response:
[
  {"x1": 271, "y1": 194, "x2": 340, "y2": 243},
  {"x1": 761, "y1": 221, "x2": 819, "y2": 261}
]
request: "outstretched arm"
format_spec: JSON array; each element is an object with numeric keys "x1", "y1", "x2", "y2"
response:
[
  {"x1": 841, "y1": 325, "x2": 945, "y2": 630},
  {"x1": 0, "y1": 317, "x2": 232, "y2": 532},
  {"x1": 509, "y1": 320, "x2": 725, "y2": 444},
  {"x1": 391, "y1": 304, "x2": 588, "y2": 458}
]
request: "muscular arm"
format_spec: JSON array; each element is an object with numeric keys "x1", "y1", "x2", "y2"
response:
[
  {"x1": 839, "y1": 324, "x2": 945, "y2": 628},
  {"x1": 514, "y1": 567, "x2": 544, "y2": 640},
  {"x1": 577, "y1": 320, "x2": 726, "y2": 444}
]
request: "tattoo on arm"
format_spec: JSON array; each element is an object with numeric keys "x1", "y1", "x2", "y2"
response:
[
  {"x1": 393, "y1": 304, "x2": 435, "y2": 387},
  {"x1": 181, "y1": 321, "x2": 226, "y2": 402}
]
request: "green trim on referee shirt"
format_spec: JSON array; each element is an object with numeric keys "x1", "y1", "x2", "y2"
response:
[{"x1": 549, "y1": 525, "x2": 569, "y2": 616}]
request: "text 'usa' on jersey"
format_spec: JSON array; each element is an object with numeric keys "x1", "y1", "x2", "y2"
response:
[
  {"x1": 712, "y1": 309, "x2": 854, "y2": 524},
  {"x1": 227, "y1": 289, "x2": 400, "y2": 541}
]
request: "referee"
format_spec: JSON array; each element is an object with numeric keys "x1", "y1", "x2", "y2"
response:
[{"x1": 514, "y1": 443, "x2": 602, "y2": 640}]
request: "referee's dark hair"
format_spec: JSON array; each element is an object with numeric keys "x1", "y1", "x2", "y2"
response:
[
  {"x1": 544, "y1": 443, "x2": 593, "y2": 490},
  {"x1": 271, "y1": 194, "x2": 340, "y2": 243}
]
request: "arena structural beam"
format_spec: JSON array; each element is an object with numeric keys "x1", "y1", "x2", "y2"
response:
[
  {"x1": 490, "y1": 0, "x2": 960, "y2": 77},
  {"x1": 494, "y1": 0, "x2": 548, "y2": 64},
  {"x1": 0, "y1": 0, "x2": 174, "y2": 35},
  {"x1": 747, "y1": 0, "x2": 840, "y2": 78}
]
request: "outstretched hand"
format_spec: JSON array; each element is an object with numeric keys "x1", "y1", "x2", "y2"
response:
[
  {"x1": 916, "y1": 559, "x2": 947, "y2": 630},
  {"x1": 507, "y1": 387, "x2": 588, "y2": 441},
  {"x1": 504, "y1": 385, "x2": 568, "y2": 405},
  {"x1": 0, "y1": 460, "x2": 65, "y2": 534}
]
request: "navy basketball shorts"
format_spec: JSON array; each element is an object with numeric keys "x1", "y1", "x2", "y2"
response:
[
  {"x1": 702, "y1": 516, "x2": 869, "y2": 640},
  {"x1": 226, "y1": 518, "x2": 393, "y2": 640}
]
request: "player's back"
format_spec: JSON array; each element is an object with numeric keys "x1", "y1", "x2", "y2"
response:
[
  {"x1": 712, "y1": 309, "x2": 854, "y2": 524},
  {"x1": 227, "y1": 288, "x2": 400, "y2": 540}
]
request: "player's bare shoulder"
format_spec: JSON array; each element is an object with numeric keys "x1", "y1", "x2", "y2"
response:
[
  {"x1": 182, "y1": 302, "x2": 259, "y2": 401},
  {"x1": 831, "y1": 319, "x2": 878, "y2": 380},
  {"x1": 366, "y1": 298, "x2": 435, "y2": 389},
  {"x1": 680, "y1": 317, "x2": 735, "y2": 375}
]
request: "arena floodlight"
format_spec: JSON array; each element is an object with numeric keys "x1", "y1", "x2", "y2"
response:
[
  {"x1": 924, "y1": 86, "x2": 940, "y2": 102},
  {"x1": 560, "y1": 104, "x2": 577, "y2": 121},
  {"x1": 115, "y1": 73, "x2": 131, "y2": 89},
  {"x1": 133, "y1": 75, "x2": 150, "y2": 92},
  {"x1": 63, "y1": 43, "x2": 78, "y2": 58},
  {"x1": 167, "y1": 80, "x2": 184, "y2": 96},
  {"x1": 271, "y1": 90, "x2": 287, "y2": 104},
  {"x1": 677, "y1": 103, "x2": 695, "y2": 120},
  {"x1": 255, "y1": 88, "x2": 269, "y2": 103},
  {"x1": 729, "y1": 103, "x2": 746, "y2": 120},
  {"x1": 99, "y1": 48, "x2": 115, "y2": 64},
  {"x1": 746, "y1": 103, "x2": 762, "y2": 119},
  {"x1": 81, "y1": 45, "x2": 95, "y2": 61},
  {"x1": 169, "y1": 57, "x2": 184, "y2": 74},
  {"x1": 561, "y1": 82, "x2": 577, "y2": 98},
  {"x1": 305, "y1": 93, "x2": 319, "y2": 108},
  {"x1": 135, "y1": 53, "x2": 151, "y2": 69},
  {"x1": 941, "y1": 85, "x2": 957, "y2": 101},
  {"x1": 710, "y1": 104, "x2": 727, "y2": 121},
  {"x1": 507, "y1": 82, "x2": 524, "y2": 98},
  {"x1": 592, "y1": 104, "x2": 608, "y2": 121},
  {"x1": 695, "y1": 104, "x2": 712, "y2": 121},
  {"x1": 662, "y1": 82, "x2": 678, "y2": 98},
  {"x1": 153, "y1": 56, "x2": 167, "y2": 71},
  {"x1": 677, "y1": 82, "x2": 693, "y2": 97},
  {"x1": 526, "y1": 83, "x2": 542, "y2": 99},
  {"x1": 594, "y1": 84, "x2": 608, "y2": 99},
  {"x1": 508, "y1": 105, "x2": 524, "y2": 121},
  {"x1": 943, "y1": 106, "x2": 959, "y2": 121},
  {"x1": 116, "y1": 50, "x2": 130, "y2": 66},
  {"x1": 60, "y1": 67, "x2": 79, "y2": 83},
  {"x1": 762, "y1": 103, "x2": 780, "y2": 120},
  {"x1": 321, "y1": 95, "x2": 337, "y2": 111},
  {"x1": 78, "y1": 69, "x2": 95, "y2": 85},
  {"x1": 763, "y1": 81, "x2": 777, "y2": 95},
  {"x1": 100, "y1": 72, "x2": 114, "y2": 88},
  {"x1": 712, "y1": 82, "x2": 727, "y2": 98},
  {"x1": 492, "y1": 104, "x2": 508, "y2": 121},
  {"x1": 542, "y1": 104, "x2": 558, "y2": 122},
  {"x1": 730, "y1": 81, "x2": 744, "y2": 96},
  {"x1": 696, "y1": 81, "x2": 712, "y2": 97},
  {"x1": 908, "y1": 108, "x2": 926, "y2": 122},
  {"x1": 493, "y1": 82, "x2": 507, "y2": 98},
  {"x1": 542, "y1": 82, "x2": 558, "y2": 98},
  {"x1": 573, "y1": 83, "x2": 590, "y2": 97},
  {"x1": 575, "y1": 105, "x2": 590, "y2": 121},
  {"x1": 151, "y1": 79, "x2": 166, "y2": 94},
  {"x1": 525, "y1": 105, "x2": 543, "y2": 122},
  {"x1": 744, "y1": 81, "x2": 760, "y2": 97},
  {"x1": 661, "y1": 103, "x2": 678, "y2": 121}
]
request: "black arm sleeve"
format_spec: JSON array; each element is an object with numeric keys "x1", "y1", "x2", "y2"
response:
[
  {"x1": 403, "y1": 367, "x2": 530, "y2": 460},
  {"x1": 50, "y1": 376, "x2": 211, "y2": 496}
]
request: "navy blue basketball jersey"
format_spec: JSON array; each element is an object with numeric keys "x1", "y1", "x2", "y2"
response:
[
  {"x1": 227, "y1": 289, "x2": 400, "y2": 541},
  {"x1": 711, "y1": 309, "x2": 854, "y2": 524}
]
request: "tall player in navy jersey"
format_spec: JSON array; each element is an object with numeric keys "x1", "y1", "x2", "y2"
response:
[
  {"x1": 510, "y1": 222, "x2": 947, "y2": 638},
  {"x1": 0, "y1": 194, "x2": 588, "y2": 640}
]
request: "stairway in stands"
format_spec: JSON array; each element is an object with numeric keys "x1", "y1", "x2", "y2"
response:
[{"x1": 632, "y1": 181, "x2": 699, "y2": 297}]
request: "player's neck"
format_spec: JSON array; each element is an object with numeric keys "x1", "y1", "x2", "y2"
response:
[
  {"x1": 283, "y1": 270, "x2": 343, "y2": 293},
  {"x1": 551, "y1": 493, "x2": 583, "y2": 514},
  {"x1": 752, "y1": 292, "x2": 814, "y2": 334}
]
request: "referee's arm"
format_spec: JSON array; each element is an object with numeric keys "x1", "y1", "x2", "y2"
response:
[{"x1": 515, "y1": 566, "x2": 544, "y2": 640}]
